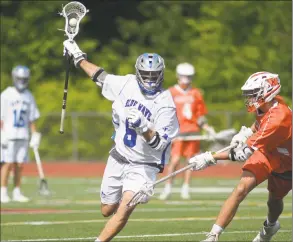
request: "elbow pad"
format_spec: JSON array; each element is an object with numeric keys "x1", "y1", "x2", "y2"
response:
[
  {"x1": 229, "y1": 144, "x2": 253, "y2": 162},
  {"x1": 148, "y1": 132, "x2": 168, "y2": 151},
  {"x1": 91, "y1": 68, "x2": 108, "y2": 87}
]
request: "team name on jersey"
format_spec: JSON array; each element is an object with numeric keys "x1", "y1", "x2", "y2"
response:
[
  {"x1": 10, "y1": 100, "x2": 29, "y2": 107},
  {"x1": 125, "y1": 98, "x2": 152, "y2": 121}
]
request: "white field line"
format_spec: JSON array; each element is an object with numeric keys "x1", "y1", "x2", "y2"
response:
[
  {"x1": 2, "y1": 230, "x2": 292, "y2": 242},
  {"x1": 2, "y1": 205, "x2": 291, "y2": 215},
  {"x1": 1, "y1": 214, "x2": 291, "y2": 226}
]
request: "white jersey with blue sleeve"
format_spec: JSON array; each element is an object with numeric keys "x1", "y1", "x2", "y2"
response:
[
  {"x1": 102, "y1": 74, "x2": 179, "y2": 166},
  {"x1": 1, "y1": 87, "x2": 40, "y2": 140}
]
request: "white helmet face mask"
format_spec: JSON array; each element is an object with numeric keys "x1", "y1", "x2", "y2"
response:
[
  {"x1": 12, "y1": 65, "x2": 30, "y2": 92},
  {"x1": 135, "y1": 53, "x2": 165, "y2": 96},
  {"x1": 176, "y1": 63, "x2": 195, "y2": 85},
  {"x1": 241, "y1": 71, "x2": 281, "y2": 112}
]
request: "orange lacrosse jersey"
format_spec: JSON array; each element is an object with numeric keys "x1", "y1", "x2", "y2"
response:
[
  {"x1": 246, "y1": 97, "x2": 292, "y2": 173},
  {"x1": 169, "y1": 84, "x2": 208, "y2": 133}
]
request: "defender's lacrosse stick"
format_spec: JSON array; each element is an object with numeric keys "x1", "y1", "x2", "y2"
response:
[
  {"x1": 58, "y1": 1, "x2": 88, "y2": 134},
  {"x1": 33, "y1": 147, "x2": 50, "y2": 196},
  {"x1": 127, "y1": 144, "x2": 236, "y2": 207},
  {"x1": 174, "y1": 128, "x2": 237, "y2": 142}
]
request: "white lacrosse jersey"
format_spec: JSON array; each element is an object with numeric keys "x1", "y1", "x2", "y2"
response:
[
  {"x1": 1, "y1": 87, "x2": 40, "y2": 140},
  {"x1": 101, "y1": 74, "x2": 179, "y2": 166}
]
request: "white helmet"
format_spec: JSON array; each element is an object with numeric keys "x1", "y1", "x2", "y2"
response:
[
  {"x1": 12, "y1": 65, "x2": 30, "y2": 92},
  {"x1": 241, "y1": 71, "x2": 281, "y2": 112},
  {"x1": 176, "y1": 63, "x2": 195, "y2": 85}
]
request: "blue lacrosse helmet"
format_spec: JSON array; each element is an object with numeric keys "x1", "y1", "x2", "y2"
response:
[
  {"x1": 12, "y1": 65, "x2": 30, "y2": 92},
  {"x1": 135, "y1": 53, "x2": 165, "y2": 96}
]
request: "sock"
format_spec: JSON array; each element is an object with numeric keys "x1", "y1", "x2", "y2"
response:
[
  {"x1": 182, "y1": 183, "x2": 189, "y2": 190},
  {"x1": 266, "y1": 218, "x2": 276, "y2": 227},
  {"x1": 211, "y1": 224, "x2": 224, "y2": 235},
  {"x1": 13, "y1": 187, "x2": 20, "y2": 195},
  {"x1": 165, "y1": 183, "x2": 172, "y2": 193},
  {"x1": 94, "y1": 238, "x2": 101, "y2": 242},
  {"x1": 1, "y1": 186, "x2": 8, "y2": 195}
]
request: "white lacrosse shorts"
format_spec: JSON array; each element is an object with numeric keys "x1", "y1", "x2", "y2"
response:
[
  {"x1": 1, "y1": 140, "x2": 29, "y2": 163},
  {"x1": 100, "y1": 155, "x2": 158, "y2": 205}
]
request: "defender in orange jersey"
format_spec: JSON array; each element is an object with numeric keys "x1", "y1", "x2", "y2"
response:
[
  {"x1": 189, "y1": 71, "x2": 292, "y2": 242},
  {"x1": 159, "y1": 63, "x2": 216, "y2": 200}
]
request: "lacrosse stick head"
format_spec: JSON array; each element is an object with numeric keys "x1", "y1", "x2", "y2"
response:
[
  {"x1": 127, "y1": 182, "x2": 155, "y2": 207},
  {"x1": 60, "y1": 1, "x2": 88, "y2": 40}
]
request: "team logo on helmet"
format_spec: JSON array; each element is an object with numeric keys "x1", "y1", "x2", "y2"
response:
[{"x1": 241, "y1": 71, "x2": 281, "y2": 112}]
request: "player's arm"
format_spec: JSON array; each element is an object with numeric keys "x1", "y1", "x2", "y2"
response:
[
  {"x1": 63, "y1": 40, "x2": 108, "y2": 88},
  {"x1": 196, "y1": 92, "x2": 216, "y2": 137}
]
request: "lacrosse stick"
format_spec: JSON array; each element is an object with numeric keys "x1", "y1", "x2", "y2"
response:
[
  {"x1": 174, "y1": 128, "x2": 237, "y2": 142},
  {"x1": 127, "y1": 144, "x2": 236, "y2": 207},
  {"x1": 58, "y1": 1, "x2": 89, "y2": 134},
  {"x1": 33, "y1": 147, "x2": 50, "y2": 196}
]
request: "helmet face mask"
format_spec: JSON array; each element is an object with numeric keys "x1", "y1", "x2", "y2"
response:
[
  {"x1": 241, "y1": 72, "x2": 281, "y2": 112},
  {"x1": 177, "y1": 75, "x2": 193, "y2": 85},
  {"x1": 12, "y1": 66, "x2": 30, "y2": 92},
  {"x1": 135, "y1": 53, "x2": 165, "y2": 96}
]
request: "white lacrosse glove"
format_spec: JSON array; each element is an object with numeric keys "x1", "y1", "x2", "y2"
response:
[
  {"x1": 1, "y1": 131, "x2": 8, "y2": 149},
  {"x1": 63, "y1": 39, "x2": 87, "y2": 67},
  {"x1": 127, "y1": 108, "x2": 150, "y2": 134},
  {"x1": 188, "y1": 151, "x2": 216, "y2": 171},
  {"x1": 29, "y1": 132, "x2": 42, "y2": 149},
  {"x1": 230, "y1": 126, "x2": 253, "y2": 148}
]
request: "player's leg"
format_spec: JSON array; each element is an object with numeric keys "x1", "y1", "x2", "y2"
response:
[
  {"x1": 202, "y1": 151, "x2": 270, "y2": 241},
  {"x1": 12, "y1": 140, "x2": 29, "y2": 202},
  {"x1": 96, "y1": 191, "x2": 137, "y2": 242},
  {"x1": 181, "y1": 140, "x2": 200, "y2": 199},
  {"x1": 0, "y1": 163, "x2": 13, "y2": 203},
  {"x1": 0, "y1": 141, "x2": 15, "y2": 203},
  {"x1": 99, "y1": 155, "x2": 124, "y2": 217},
  {"x1": 252, "y1": 173, "x2": 292, "y2": 242},
  {"x1": 159, "y1": 141, "x2": 182, "y2": 200},
  {"x1": 96, "y1": 165, "x2": 158, "y2": 242}
]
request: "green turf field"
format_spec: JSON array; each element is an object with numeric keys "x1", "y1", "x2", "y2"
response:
[{"x1": 1, "y1": 177, "x2": 292, "y2": 242}]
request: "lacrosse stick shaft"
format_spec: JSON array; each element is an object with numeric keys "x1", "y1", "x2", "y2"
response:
[
  {"x1": 59, "y1": 52, "x2": 70, "y2": 134},
  {"x1": 153, "y1": 144, "x2": 235, "y2": 186},
  {"x1": 33, "y1": 147, "x2": 45, "y2": 179},
  {"x1": 174, "y1": 135, "x2": 210, "y2": 141}
]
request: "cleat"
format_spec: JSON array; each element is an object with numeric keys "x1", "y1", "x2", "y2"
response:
[
  {"x1": 159, "y1": 189, "x2": 171, "y2": 200},
  {"x1": 201, "y1": 232, "x2": 219, "y2": 242},
  {"x1": 252, "y1": 220, "x2": 280, "y2": 242},
  {"x1": 12, "y1": 192, "x2": 30, "y2": 203},
  {"x1": 1, "y1": 193, "x2": 11, "y2": 203}
]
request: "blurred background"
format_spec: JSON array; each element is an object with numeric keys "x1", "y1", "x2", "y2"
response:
[{"x1": 1, "y1": 1, "x2": 292, "y2": 162}]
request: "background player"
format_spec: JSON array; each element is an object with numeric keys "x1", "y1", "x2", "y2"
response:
[
  {"x1": 1, "y1": 65, "x2": 41, "y2": 203},
  {"x1": 63, "y1": 40, "x2": 179, "y2": 242},
  {"x1": 188, "y1": 71, "x2": 292, "y2": 241},
  {"x1": 159, "y1": 62, "x2": 216, "y2": 200}
]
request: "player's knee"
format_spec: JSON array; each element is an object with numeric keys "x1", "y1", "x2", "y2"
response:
[
  {"x1": 100, "y1": 204, "x2": 117, "y2": 217},
  {"x1": 170, "y1": 157, "x2": 180, "y2": 166},
  {"x1": 267, "y1": 197, "x2": 283, "y2": 209},
  {"x1": 234, "y1": 183, "x2": 249, "y2": 200}
]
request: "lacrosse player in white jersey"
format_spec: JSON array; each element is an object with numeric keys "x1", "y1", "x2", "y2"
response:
[
  {"x1": 63, "y1": 40, "x2": 179, "y2": 242},
  {"x1": 1, "y1": 65, "x2": 41, "y2": 203}
]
